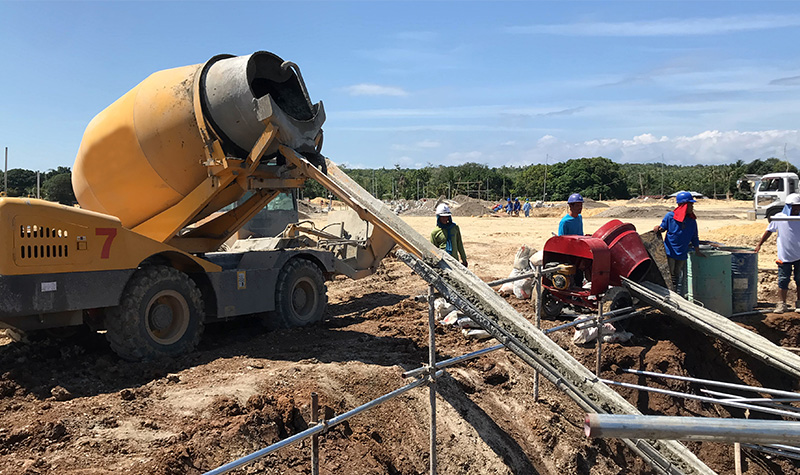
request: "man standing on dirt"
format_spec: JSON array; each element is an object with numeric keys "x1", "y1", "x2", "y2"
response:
[
  {"x1": 653, "y1": 191, "x2": 704, "y2": 296},
  {"x1": 522, "y1": 199, "x2": 532, "y2": 217},
  {"x1": 754, "y1": 193, "x2": 800, "y2": 314},
  {"x1": 558, "y1": 193, "x2": 584, "y2": 236},
  {"x1": 431, "y1": 203, "x2": 468, "y2": 267}
]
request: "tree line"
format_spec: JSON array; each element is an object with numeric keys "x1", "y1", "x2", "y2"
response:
[
  {"x1": 305, "y1": 157, "x2": 797, "y2": 202},
  {"x1": 3, "y1": 157, "x2": 796, "y2": 207},
  {"x1": 0, "y1": 167, "x2": 76, "y2": 204}
]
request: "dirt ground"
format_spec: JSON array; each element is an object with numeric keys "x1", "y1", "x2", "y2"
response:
[{"x1": 2, "y1": 199, "x2": 800, "y2": 474}]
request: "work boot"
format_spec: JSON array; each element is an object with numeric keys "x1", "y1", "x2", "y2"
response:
[{"x1": 775, "y1": 302, "x2": 788, "y2": 314}]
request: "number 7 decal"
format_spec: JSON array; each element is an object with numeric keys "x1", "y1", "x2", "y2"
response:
[{"x1": 96, "y1": 228, "x2": 117, "y2": 259}]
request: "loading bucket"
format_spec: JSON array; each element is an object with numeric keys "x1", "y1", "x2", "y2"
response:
[
  {"x1": 591, "y1": 219, "x2": 651, "y2": 286},
  {"x1": 688, "y1": 250, "x2": 733, "y2": 317},
  {"x1": 718, "y1": 247, "x2": 758, "y2": 314}
]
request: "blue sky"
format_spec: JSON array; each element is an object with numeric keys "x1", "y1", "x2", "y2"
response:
[{"x1": 2, "y1": 1, "x2": 800, "y2": 172}]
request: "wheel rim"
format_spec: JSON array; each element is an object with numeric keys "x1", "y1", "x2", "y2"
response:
[
  {"x1": 291, "y1": 276, "x2": 318, "y2": 321},
  {"x1": 145, "y1": 290, "x2": 190, "y2": 345}
]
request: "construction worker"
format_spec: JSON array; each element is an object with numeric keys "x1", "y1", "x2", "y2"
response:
[
  {"x1": 431, "y1": 203, "x2": 468, "y2": 267},
  {"x1": 653, "y1": 191, "x2": 704, "y2": 296},
  {"x1": 522, "y1": 200, "x2": 532, "y2": 217},
  {"x1": 754, "y1": 193, "x2": 800, "y2": 314},
  {"x1": 512, "y1": 198, "x2": 521, "y2": 216},
  {"x1": 558, "y1": 193, "x2": 584, "y2": 236}
]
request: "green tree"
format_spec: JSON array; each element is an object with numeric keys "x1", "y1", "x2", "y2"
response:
[
  {"x1": 42, "y1": 173, "x2": 76, "y2": 204},
  {"x1": 5, "y1": 169, "x2": 36, "y2": 197}
]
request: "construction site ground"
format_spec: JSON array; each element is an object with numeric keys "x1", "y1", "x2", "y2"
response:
[{"x1": 2, "y1": 198, "x2": 799, "y2": 474}]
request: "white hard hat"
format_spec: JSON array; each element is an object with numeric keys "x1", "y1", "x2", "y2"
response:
[
  {"x1": 436, "y1": 203, "x2": 452, "y2": 216},
  {"x1": 787, "y1": 193, "x2": 800, "y2": 205}
]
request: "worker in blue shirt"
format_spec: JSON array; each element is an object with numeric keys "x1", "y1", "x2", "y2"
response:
[
  {"x1": 653, "y1": 191, "x2": 705, "y2": 296},
  {"x1": 558, "y1": 193, "x2": 584, "y2": 236}
]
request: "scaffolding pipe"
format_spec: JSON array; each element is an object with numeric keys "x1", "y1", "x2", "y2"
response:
[
  {"x1": 402, "y1": 344, "x2": 504, "y2": 379},
  {"x1": 586, "y1": 414, "x2": 800, "y2": 444},
  {"x1": 427, "y1": 285, "x2": 437, "y2": 475},
  {"x1": 699, "y1": 389, "x2": 800, "y2": 406},
  {"x1": 204, "y1": 370, "x2": 443, "y2": 475},
  {"x1": 602, "y1": 379, "x2": 800, "y2": 419},
  {"x1": 622, "y1": 368, "x2": 800, "y2": 399}
]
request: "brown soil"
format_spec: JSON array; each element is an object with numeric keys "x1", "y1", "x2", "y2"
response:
[{"x1": 2, "y1": 200, "x2": 798, "y2": 474}]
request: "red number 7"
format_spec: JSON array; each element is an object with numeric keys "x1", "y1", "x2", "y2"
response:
[{"x1": 96, "y1": 228, "x2": 117, "y2": 259}]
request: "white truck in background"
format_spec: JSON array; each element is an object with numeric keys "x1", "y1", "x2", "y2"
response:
[{"x1": 754, "y1": 172, "x2": 800, "y2": 219}]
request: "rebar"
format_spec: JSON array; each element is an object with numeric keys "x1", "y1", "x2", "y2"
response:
[
  {"x1": 623, "y1": 368, "x2": 800, "y2": 399},
  {"x1": 311, "y1": 393, "x2": 319, "y2": 475},
  {"x1": 742, "y1": 443, "x2": 800, "y2": 461},
  {"x1": 585, "y1": 414, "x2": 800, "y2": 444},
  {"x1": 602, "y1": 378, "x2": 800, "y2": 419}
]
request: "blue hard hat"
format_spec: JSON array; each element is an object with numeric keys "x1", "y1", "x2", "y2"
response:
[
  {"x1": 676, "y1": 191, "x2": 696, "y2": 204},
  {"x1": 567, "y1": 193, "x2": 583, "y2": 204}
]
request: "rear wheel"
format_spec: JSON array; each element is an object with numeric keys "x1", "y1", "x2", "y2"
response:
[
  {"x1": 601, "y1": 286, "x2": 634, "y2": 314},
  {"x1": 275, "y1": 259, "x2": 327, "y2": 328},
  {"x1": 105, "y1": 266, "x2": 204, "y2": 361}
]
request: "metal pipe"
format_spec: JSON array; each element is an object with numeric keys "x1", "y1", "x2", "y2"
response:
[
  {"x1": 543, "y1": 307, "x2": 640, "y2": 335},
  {"x1": 534, "y1": 265, "x2": 542, "y2": 401},
  {"x1": 311, "y1": 392, "x2": 319, "y2": 475},
  {"x1": 596, "y1": 305, "x2": 603, "y2": 376},
  {"x1": 427, "y1": 285, "x2": 437, "y2": 475},
  {"x1": 601, "y1": 378, "x2": 800, "y2": 419},
  {"x1": 402, "y1": 344, "x2": 504, "y2": 379},
  {"x1": 699, "y1": 389, "x2": 800, "y2": 406},
  {"x1": 622, "y1": 368, "x2": 800, "y2": 399},
  {"x1": 742, "y1": 443, "x2": 800, "y2": 462},
  {"x1": 586, "y1": 414, "x2": 800, "y2": 444},
  {"x1": 204, "y1": 371, "x2": 442, "y2": 475},
  {"x1": 486, "y1": 271, "x2": 537, "y2": 287}
]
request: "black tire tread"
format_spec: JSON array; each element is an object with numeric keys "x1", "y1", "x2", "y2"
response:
[
  {"x1": 105, "y1": 266, "x2": 203, "y2": 361},
  {"x1": 275, "y1": 259, "x2": 327, "y2": 328}
]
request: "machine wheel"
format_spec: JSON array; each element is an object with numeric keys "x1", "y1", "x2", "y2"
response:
[
  {"x1": 275, "y1": 259, "x2": 327, "y2": 328},
  {"x1": 105, "y1": 266, "x2": 204, "y2": 361},
  {"x1": 601, "y1": 287, "x2": 634, "y2": 314},
  {"x1": 539, "y1": 289, "x2": 565, "y2": 319}
]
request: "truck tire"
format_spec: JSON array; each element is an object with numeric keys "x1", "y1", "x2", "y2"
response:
[
  {"x1": 275, "y1": 259, "x2": 327, "y2": 328},
  {"x1": 105, "y1": 266, "x2": 204, "y2": 361},
  {"x1": 766, "y1": 207, "x2": 782, "y2": 220}
]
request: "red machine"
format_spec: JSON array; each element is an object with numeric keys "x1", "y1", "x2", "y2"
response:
[{"x1": 540, "y1": 220, "x2": 651, "y2": 317}]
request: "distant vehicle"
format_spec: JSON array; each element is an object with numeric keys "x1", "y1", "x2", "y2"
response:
[
  {"x1": 665, "y1": 191, "x2": 705, "y2": 199},
  {"x1": 754, "y1": 172, "x2": 800, "y2": 219}
]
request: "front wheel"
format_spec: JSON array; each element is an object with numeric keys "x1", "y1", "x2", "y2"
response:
[
  {"x1": 536, "y1": 288, "x2": 565, "y2": 319},
  {"x1": 275, "y1": 259, "x2": 327, "y2": 328},
  {"x1": 105, "y1": 266, "x2": 204, "y2": 361}
]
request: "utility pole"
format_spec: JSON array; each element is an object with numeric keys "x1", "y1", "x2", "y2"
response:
[
  {"x1": 542, "y1": 154, "x2": 548, "y2": 202},
  {"x1": 661, "y1": 154, "x2": 664, "y2": 197},
  {"x1": 36, "y1": 171, "x2": 41, "y2": 199},
  {"x1": 4, "y1": 147, "x2": 7, "y2": 195},
  {"x1": 417, "y1": 179, "x2": 420, "y2": 200}
]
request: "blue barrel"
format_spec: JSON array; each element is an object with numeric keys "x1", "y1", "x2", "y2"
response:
[
  {"x1": 688, "y1": 250, "x2": 733, "y2": 317},
  {"x1": 719, "y1": 247, "x2": 758, "y2": 314}
]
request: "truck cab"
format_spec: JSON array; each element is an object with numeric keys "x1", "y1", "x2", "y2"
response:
[{"x1": 754, "y1": 172, "x2": 800, "y2": 219}]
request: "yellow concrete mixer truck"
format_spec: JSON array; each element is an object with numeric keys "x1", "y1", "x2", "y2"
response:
[{"x1": 0, "y1": 51, "x2": 397, "y2": 360}]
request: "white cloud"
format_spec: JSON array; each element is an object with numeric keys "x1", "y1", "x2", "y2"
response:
[
  {"x1": 343, "y1": 84, "x2": 409, "y2": 97},
  {"x1": 416, "y1": 140, "x2": 441, "y2": 148},
  {"x1": 510, "y1": 130, "x2": 800, "y2": 167},
  {"x1": 506, "y1": 15, "x2": 800, "y2": 37}
]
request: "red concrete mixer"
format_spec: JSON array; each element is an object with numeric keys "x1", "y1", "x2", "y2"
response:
[{"x1": 540, "y1": 220, "x2": 652, "y2": 317}]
